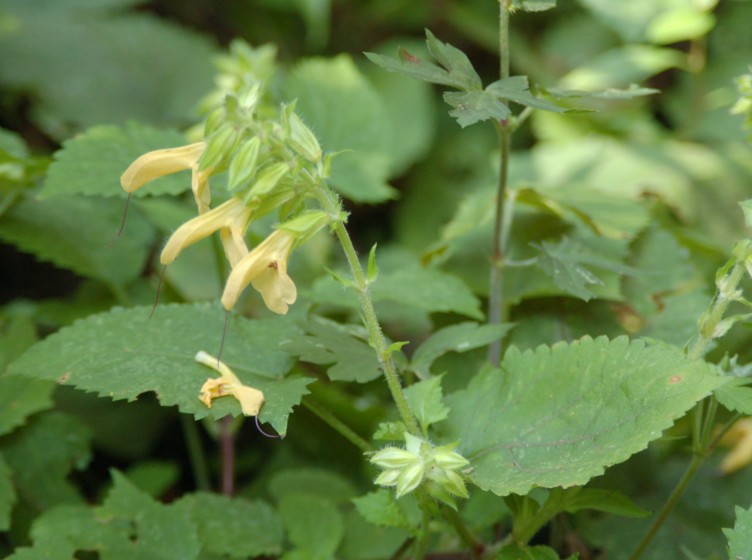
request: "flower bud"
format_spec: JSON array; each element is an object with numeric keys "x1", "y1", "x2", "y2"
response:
[
  {"x1": 228, "y1": 137, "x2": 262, "y2": 191},
  {"x1": 288, "y1": 111, "x2": 322, "y2": 162},
  {"x1": 244, "y1": 162, "x2": 289, "y2": 201},
  {"x1": 200, "y1": 125, "x2": 239, "y2": 171}
]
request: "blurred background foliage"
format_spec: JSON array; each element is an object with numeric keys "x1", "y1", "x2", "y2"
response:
[{"x1": 1, "y1": 0, "x2": 752, "y2": 558}]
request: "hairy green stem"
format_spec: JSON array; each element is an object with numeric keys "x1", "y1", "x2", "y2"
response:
[
  {"x1": 180, "y1": 414, "x2": 212, "y2": 491},
  {"x1": 488, "y1": 3, "x2": 513, "y2": 365},
  {"x1": 303, "y1": 398, "x2": 373, "y2": 452},
  {"x1": 315, "y1": 184, "x2": 420, "y2": 435}
]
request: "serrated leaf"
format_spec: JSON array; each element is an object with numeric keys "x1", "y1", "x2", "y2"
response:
[
  {"x1": 279, "y1": 494, "x2": 344, "y2": 558},
  {"x1": 446, "y1": 336, "x2": 723, "y2": 496},
  {"x1": 424, "y1": 29, "x2": 482, "y2": 90},
  {"x1": 444, "y1": 90, "x2": 511, "y2": 128},
  {"x1": 364, "y1": 51, "x2": 457, "y2": 89},
  {"x1": 0, "y1": 453, "x2": 15, "y2": 531},
  {"x1": 285, "y1": 55, "x2": 396, "y2": 203},
  {"x1": 176, "y1": 492, "x2": 283, "y2": 558},
  {"x1": 534, "y1": 236, "x2": 639, "y2": 302},
  {"x1": 7, "y1": 304, "x2": 312, "y2": 436},
  {"x1": 1, "y1": 411, "x2": 90, "y2": 510},
  {"x1": 411, "y1": 322, "x2": 513, "y2": 377},
  {"x1": 404, "y1": 375, "x2": 449, "y2": 432},
  {"x1": 715, "y1": 378, "x2": 752, "y2": 415},
  {"x1": 281, "y1": 316, "x2": 382, "y2": 383},
  {"x1": 352, "y1": 490, "x2": 410, "y2": 529},
  {"x1": 724, "y1": 505, "x2": 752, "y2": 560},
  {"x1": 0, "y1": 192, "x2": 154, "y2": 286},
  {"x1": 41, "y1": 123, "x2": 191, "y2": 198}
]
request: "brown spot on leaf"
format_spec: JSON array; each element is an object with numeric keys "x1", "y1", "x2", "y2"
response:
[
  {"x1": 58, "y1": 372, "x2": 70, "y2": 384},
  {"x1": 669, "y1": 375, "x2": 682, "y2": 384},
  {"x1": 399, "y1": 48, "x2": 419, "y2": 63}
]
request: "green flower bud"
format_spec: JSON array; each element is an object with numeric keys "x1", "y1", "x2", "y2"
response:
[
  {"x1": 371, "y1": 447, "x2": 420, "y2": 469},
  {"x1": 288, "y1": 111, "x2": 322, "y2": 162},
  {"x1": 200, "y1": 125, "x2": 239, "y2": 171},
  {"x1": 244, "y1": 162, "x2": 289, "y2": 201},
  {"x1": 277, "y1": 211, "x2": 330, "y2": 242},
  {"x1": 228, "y1": 137, "x2": 262, "y2": 191},
  {"x1": 203, "y1": 106, "x2": 227, "y2": 137},
  {"x1": 396, "y1": 461, "x2": 425, "y2": 497}
]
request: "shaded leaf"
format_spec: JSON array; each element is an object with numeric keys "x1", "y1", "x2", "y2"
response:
[
  {"x1": 177, "y1": 492, "x2": 283, "y2": 558},
  {"x1": 352, "y1": 490, "x2": 410, "y2": 529},
  {"x1": 268, "y1": 468, "x2": 357, "y2": 504},
  {"x1": 446, "y1": 336, "x2": 722, "y2": 496},
  {"x1": 715, "y1": 378, "x2": 752, "y2": 415},
  {"x1": 444, "y1": 90, "x2": 511, "y2": 128},
  {"x1": 511, "y1": 0, "x2": 556, "y2": 12},
  {"x1": 7, "y1": 304, "x2": 311, "y2": 436},
  {"x1": 404, "y1": 375, "x2": 449, "y2": 431},
  {"x1": 278, "y1": 494, "x2": 344, "y2": 558},
  {"x1": 724, "y1": 504, "x2": 752, "y2": 560},
  {"x1": 487, "y1": 76, "x2": 569, "y2": 113},
  {"x1": 0, "y1": 376, "x2": 55, "y2": 437},
  {"x1": 425, "y1": 29, "x2": 482, "y2": 90},
  {"x1": 0, "y1": 453, "x2": 15, "y2": 531},
  {"x1": 364, "y1": 51, "x2": 458, "y2": 89}
]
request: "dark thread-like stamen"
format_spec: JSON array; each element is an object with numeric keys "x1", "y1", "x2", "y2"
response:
[
  {"x1": 255, "y1": 414, "x2": 281, "y2": 439},
  {"x1": 113, "y1": 192, "x2": 132, "y2": 242},
  {"x1": 217, "y1": 309, "x2": 230, "y2": 367},
  {"x1": 149, "y1": 264, "x2": 167, "y2": 319}
]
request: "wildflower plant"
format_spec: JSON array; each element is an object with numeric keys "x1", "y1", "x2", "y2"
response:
[{"x1": 4, "y1": 1, "x2": 752, "y2": 559}]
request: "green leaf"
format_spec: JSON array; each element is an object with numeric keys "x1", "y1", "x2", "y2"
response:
[
  {"x1": 352, "y1": 490, "x2": 411, "y2": 529},
  {"x1": 278, "y1": 494, "x2": 344, "y2": 558},
  {"x1": 0, "y1": 375, "x2": 55, "y2": 437},
  {"x1": 740, "y1": 199, "x2": 752, "y2": 228},
  {"x1": 339, "y1": 510, "x2": 409, "y2": 560},
  {"x1": 446, "y1": 336, "x2": 723, "y2": 496},
  {"x1": 555, "y1": 487, "x2": 649, "y2": 517},
  {"x1": 425, "y1": 29, "x2": 482, "y2": 90},
  {"x1": 724, "y1": 504, "x2": 752, "y2": 560},
  {"x1": 511, "y1": 0, "x2": 556, "y2": 12},
  {"x1": 0, "y1": 192, "x2": 154, "y2": 286},
  {"x1": 281, "y1": 316, "x2": 382, "y2": 383},
  {"x1": 124, "y1": 461, "x2": 179, "y2": 498},
  {"x1": 715, "y1": 378, "x2": 752, "y2": 415},
  {"x1": 364, "y1": 50, "x2": 457, "y2": 89},
  {"x1": 0, "y1": 6, "x2": 216, "y2": 136},
  {"x1": 41, "y1": 123, "x2": 191, "y2": 198},
  {"x1": 7, "y1": 304, "x2": 311, "y2": 436},
  {"x1": 372, "y1": 266, "x2": 483, "y2": 320},
  {"x1": 544, "y1": 83, "x2": 660, "y2": 100},
  {"x1": 497, "y1": 543, "x2": 561, "y2": 560},
  {"x1": 0, "y1": 452, "x2": 15, "y2": 531},
  {"x1": 176, "y1": 492, "x2": 283, "y2": 558},
  {"x1": 367, "y1": 243, "x2": 379, "y2": 282},
  {"x1": 1, "y1": 411, "x2": 90, "y2": 510},
  {"x1": 410, "y1": 322, "x2": 513, "y2": 377},
  {"x1": 534, "y1": 236, "x2": 639, "y2": 302},
  {"x1": 404, "y1": 375, "x2": 450, "y2": 432},
  {"x1": 487, "y1": 76, "x2": 569, "y2": 113},
  {"x1": 285, "y1": 55, "x2": 395, "y2": 203},
  {"x1": 444, "y1": 90, "x2": 511, "y2": 128}
]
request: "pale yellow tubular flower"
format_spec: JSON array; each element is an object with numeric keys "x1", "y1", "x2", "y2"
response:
[
  {"x1": 221, "y1": 229, "x2": 297, "y2": 314},
  {"x1": 720, "y1": 417, "x2": 752, "y2": 474},
  {"x1": 195, "y1": 350, "x2": 264, "y2": 416},
  {"x1": 160, "y1": 197, "x2": 252, "y2": 265},
  {"x1": 120, "y1": 142, "x2": 206, "y2": 193},
  {"x1": 192, "y1": 167, "x2": 212, "y2": 214}
]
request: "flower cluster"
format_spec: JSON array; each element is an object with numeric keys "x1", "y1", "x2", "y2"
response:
[
  {"x1": 371, "y1": 433, "x2": 470, "y2": 508},
  {"x1": 120, "y1": 45, "x2": 333, "y2": 315}
]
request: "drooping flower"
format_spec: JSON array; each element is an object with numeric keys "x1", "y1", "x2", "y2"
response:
[
  {"x1": 195, "y1": 350, "x2": 264, "y2": 416},
  {"x1": 160, "y1": 196, "x2": 253, "y2": 266},
  {"x1": 221, "y1": 229, "x2": 297, "y2": 314},
  {"x1": 120, "y1": 142, "x2": 211, "y2": 213}
]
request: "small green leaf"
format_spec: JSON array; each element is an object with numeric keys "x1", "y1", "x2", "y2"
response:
[
  {"x1": 543, "y1": 83, "x2": 659, "y2": 100},
  {"x1": 41, "y1": 123, "x2": 191, "y2": 198},
  {"x1": 404, "y1": 375, "x2": 450, "y2": 432},
  {"x1": 715, "y1": 378, "x2": 752, "y2": 415},
  {"x1": 279, "y1": 494, "x2": 344, "y2": 558},
  {"x1": 176, "y1": 492, "x2": 283, "y2": 558},
  {"x1": 497, "y1": 544, "x2": 561, "y2": 560},
  {"x1": 740, "y1": 199, "x2": 752, "y2": 228},
  {"x1": 0, "y1": 453, "x2": 15, "y2": 531},
  {"x1": 0, "y1": 376, "x2": 55, "y2": 437},
  {"x1": 487, "y1": 76, "x2": 568, "y2": 113},
  {"x1": 373, "y1": 421, "x2": 406, "y2": 441},
  {"x1": 282, "y1": 316, "x2": 382, "y2": 383},
  {"x1": 424, "y1": 29, "x2": 482, "y2": 91},
  {"x1": 446, "y1": 336, "x2": 723, "y2": 496},
  {"x1": 511, "y1": 0, "x2": 556, "y2": 12},
  {"x1": 411, "y1": 322, "x2": 513, "y2": 377},
  {"x1": 444, "y1": 90, "x2": 511, "y2": 128},
  {"x1": 557, "y1": 487, "x2": 650, "y2": 518},
  {"x1": 367, "y1": 243, "x2": 379, "y2": 282},
  {"x1": 725, "y1": 505, "x2": 752, "y2": 560},
  {"x1": 352, "y1": 490, "x2": 410, "y2": 529},
  {"x1": 364, "y1": 50, "x2": 457, "y2": 89},
  {"x1": 7, "y1": 304, "x2": 310, "y2": 436}
]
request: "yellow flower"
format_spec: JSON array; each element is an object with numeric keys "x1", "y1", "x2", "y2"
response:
[
  {"x1": 195, "y1": 350, "x2": 264, "y2": 416},
  {"x1": 720, "y1": 417, "x2": 752, "y2": 474},
  {"x1": 160, "y1": 196, "x2": 253, "y2": 266},
  {"x1": 221, "y1": 229, "x2": 297, "y2": 314},
  {"x1": 120, "y1": 142, "x2": 211, "y2": 213}
]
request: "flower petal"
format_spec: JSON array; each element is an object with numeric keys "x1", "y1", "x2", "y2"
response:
[{"x1": 121, "y1": 142, "x2": 206, "y2": 193}]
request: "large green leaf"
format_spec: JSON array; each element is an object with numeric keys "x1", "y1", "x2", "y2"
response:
[
  {"x1": 0, "y1": 192, "x2": 154, "y2": 286},
  {"x1": 7, "y1": 304, "x2": 312, "y2": 436},
  {"x1": 0, "y1": 452, "x2": 15, "y2": 531},
  {"x1": 724, "y1": 505, "x2": 752, "y2": 560},
  {"x1": 176, "y1": 492, "x2": 283, "y2": 558},
  {"x1": 41, "y1": 123, "x2": 191, "y2": 199},
  {"x1": 278, "y1": 494, "x2": 344, "y2": 559},
  {"x1": 285, "y1": 55, "x2": 395, "y2": 203},
  {"x1": 446, "y1": 336, "x2": 722, "y2": 496},
  {"x1": 0, "y1": 3, "x2": 216, "y2": 136}
]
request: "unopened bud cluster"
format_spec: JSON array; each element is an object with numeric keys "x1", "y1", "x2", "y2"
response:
[
  {"x1": 120, "y1": 41, "x2": 334, "y2": 316},
  {"x1": 371, "y1": 433, "x2": 470, "y2": 507}
]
